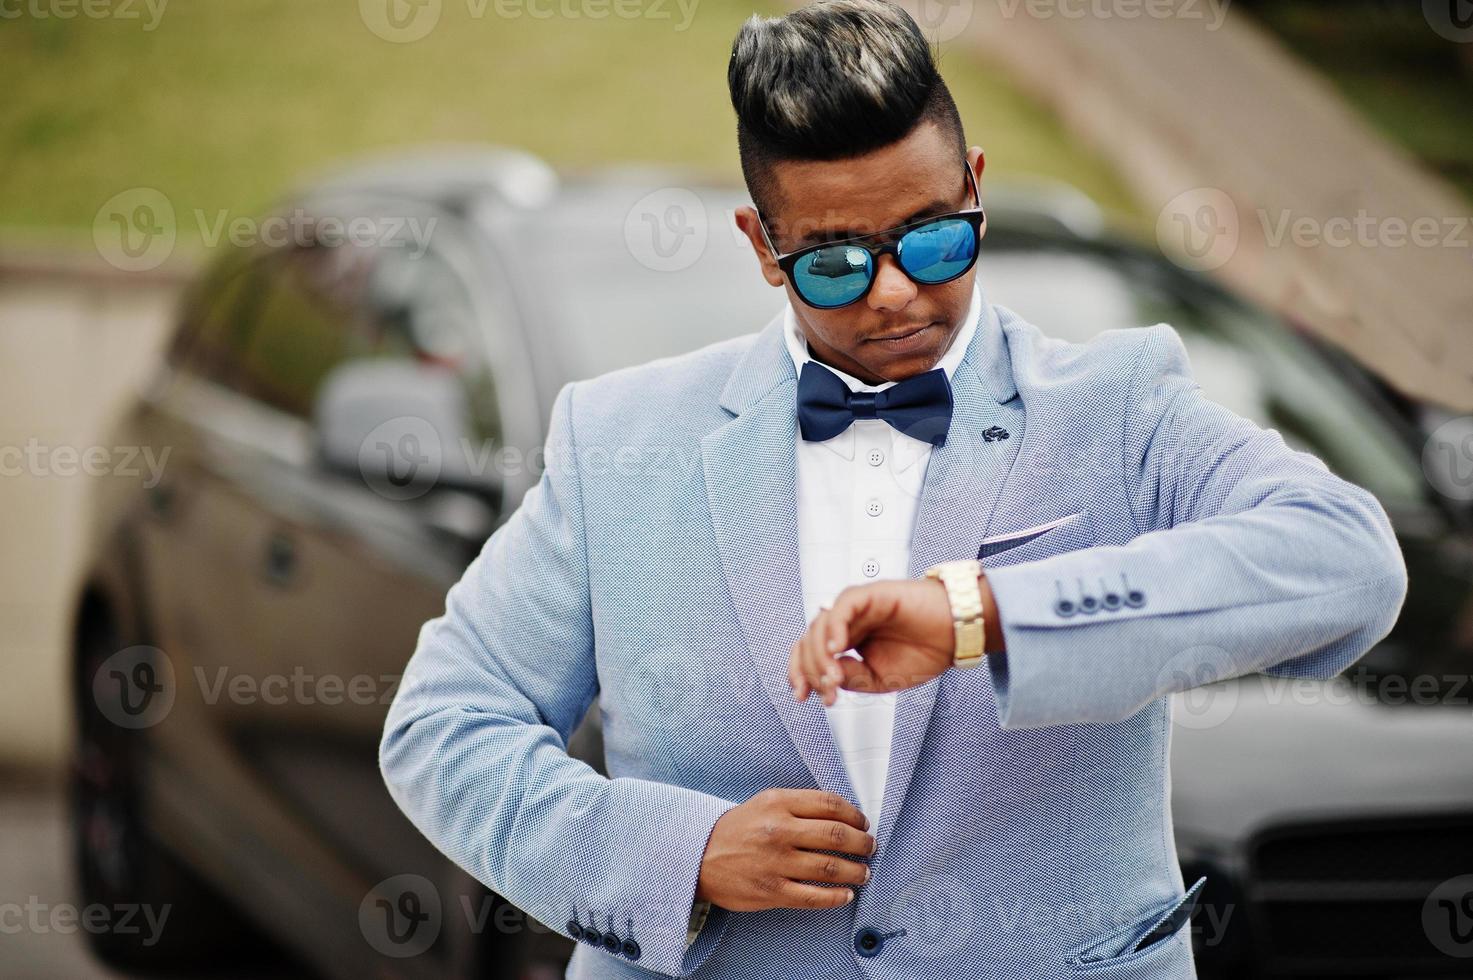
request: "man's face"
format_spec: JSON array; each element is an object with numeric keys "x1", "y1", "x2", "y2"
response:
[{"x1": 736, "y1": 121, "x2": 986, "y2": 387}]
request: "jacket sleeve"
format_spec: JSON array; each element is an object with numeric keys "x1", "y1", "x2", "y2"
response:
[
  {"x1": 982, "y1": 323, "x2": 1410, "y2": 729},
  {"x1": 378, "y1": 380, "x2": 737, "y2": 977}
]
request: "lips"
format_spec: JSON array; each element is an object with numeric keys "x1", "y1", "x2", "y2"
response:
[{"x1": 869, "y1": 323, "x2": 934, "y2": 342}]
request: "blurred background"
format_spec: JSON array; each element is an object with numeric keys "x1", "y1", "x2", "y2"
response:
[{"x1": 2, "y1": 0, "x2": 1472, "y2": 976}]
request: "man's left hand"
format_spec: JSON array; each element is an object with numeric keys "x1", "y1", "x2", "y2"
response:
[{"x1": 789, "y1": 579, "x2": 958, "y2": 706}]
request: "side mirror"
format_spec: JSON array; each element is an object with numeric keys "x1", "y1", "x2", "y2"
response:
[{"x1": 312, "y1": 359, "x2": 499, "y2": 505}]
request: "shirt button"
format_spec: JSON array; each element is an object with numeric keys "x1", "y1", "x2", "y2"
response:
[
  {"x1": 867, "y1": 448, "x2": 884, "y2": 466},
  {"x1": 865, "y1": 498, "x2": 884, "y2": 517},
  {"x1": 861, "y1": 558, "x2": 880, "y2": 578}
]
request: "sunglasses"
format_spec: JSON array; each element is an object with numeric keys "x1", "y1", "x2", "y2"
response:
[{"x1": 756, "y1": 164, "x2": 985, "y2": 310}]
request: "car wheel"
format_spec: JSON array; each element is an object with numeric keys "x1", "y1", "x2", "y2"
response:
[{"x1": 69, "y1": 604, "x2": 271, "y2": 969}]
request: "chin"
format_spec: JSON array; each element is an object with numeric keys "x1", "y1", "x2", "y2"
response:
[{"x1": 862, "y1": 343, "x2": 946, "y2": 380}]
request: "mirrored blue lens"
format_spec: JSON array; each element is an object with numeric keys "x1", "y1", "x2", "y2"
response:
[
  {"x1": 898, "y1": 218, "x2": 976, "y2": 283},
  {"x1": 793, "y1": 244, "x2": 873, "y2": 308}
]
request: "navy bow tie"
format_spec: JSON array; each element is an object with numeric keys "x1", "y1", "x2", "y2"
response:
[{"x1": 797, "y1": 360, "x2": 954, "y2": 447}]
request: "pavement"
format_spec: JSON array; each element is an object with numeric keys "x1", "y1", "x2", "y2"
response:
[
  {"x1": 0, "y1": 772, "x2": 312, "y2": 980},
  {"x1": 0, "y1": 776, "x2": 264, "y2": 979}
]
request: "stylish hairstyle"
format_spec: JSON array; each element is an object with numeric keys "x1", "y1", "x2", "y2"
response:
[{"x1": 727, "y1": 0, "x2": 967, "y2": 221}]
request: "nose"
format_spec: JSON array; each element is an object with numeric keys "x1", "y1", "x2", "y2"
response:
[{"x1": 867, "y1": 254, "x2": 917, "y2": 312}]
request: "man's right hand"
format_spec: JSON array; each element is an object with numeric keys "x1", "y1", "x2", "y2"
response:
[{"x1": 695, "y1": 788, "x2": 876, "y2": 912}]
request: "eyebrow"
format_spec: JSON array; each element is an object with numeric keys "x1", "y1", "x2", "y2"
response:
[{"x1": 793, "y1": 196, "x2": 958, "y2": 248}]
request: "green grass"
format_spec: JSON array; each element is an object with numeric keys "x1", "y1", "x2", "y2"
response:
[{"x1": 0, "y1": 0, "x2": 1143, "y2": 249}]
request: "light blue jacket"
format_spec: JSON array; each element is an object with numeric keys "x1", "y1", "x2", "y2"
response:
[{"x1": 379, "y1": 289, "x2": 1408, "y2": 979}]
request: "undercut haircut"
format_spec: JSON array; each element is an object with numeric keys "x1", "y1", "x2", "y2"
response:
[{"x1": 727, "y1": 0, "x2": 967, "y2": 221}]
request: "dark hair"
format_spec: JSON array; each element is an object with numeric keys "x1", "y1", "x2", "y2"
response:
[{"x1": 728, "y1": 0, "x2": 966, "y2": 219}]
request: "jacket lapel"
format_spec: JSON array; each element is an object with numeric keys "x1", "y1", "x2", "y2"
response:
[
  {"x1": 701, "y1": 289, "x2": 1024, "y2": 841},
  {"x1": 702, "y1": 309, "x2": 860, "y2": 805},
  {"x1": 875, "y1": 296, "x2": 1023, "y2": 854}
]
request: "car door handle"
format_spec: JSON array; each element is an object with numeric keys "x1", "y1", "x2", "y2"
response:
[
  {"x1": 262, "y1": 530, "x2": 298, "y2": 587},
  {"x1": 147, "y1": 483, "x2": 176, "y2": 519}
]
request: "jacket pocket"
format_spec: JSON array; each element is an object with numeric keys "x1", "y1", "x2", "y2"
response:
[
  {"x1": 1067, "y1": 876, "x2": 1206, "y2": 976},
  {"x1": 977, "y1": 512, "x2": 1085, "y2": 561}
]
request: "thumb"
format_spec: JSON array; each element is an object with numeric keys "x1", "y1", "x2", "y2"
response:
[{"x1": 834, "y1": 654, "x2": 881, "y2": 694}]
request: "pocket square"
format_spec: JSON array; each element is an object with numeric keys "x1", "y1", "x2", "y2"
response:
[{"x1": 978, "y1": 512, "x2": 1083, "y2": 560}]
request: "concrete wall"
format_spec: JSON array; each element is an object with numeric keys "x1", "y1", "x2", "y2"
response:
[{"x1": 0, "y1": 255, "x2": 182, "y2": 772}]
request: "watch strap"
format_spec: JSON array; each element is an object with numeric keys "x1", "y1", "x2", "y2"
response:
[{"x1": 924, "y1": 558, "x2": 986, "y2": 667}]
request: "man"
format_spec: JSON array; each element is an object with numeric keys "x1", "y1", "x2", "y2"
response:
[{"x1": 379, "y1": 1, "x2": 1409, "y2": 976}]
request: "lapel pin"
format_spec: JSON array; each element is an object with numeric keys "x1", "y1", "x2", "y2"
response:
[{"x1": 982, "y1": 426, "x2": 1009, "y2": 442}]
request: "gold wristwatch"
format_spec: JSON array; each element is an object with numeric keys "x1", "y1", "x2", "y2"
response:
[{"x1": 923, "y1": 558, "x2": 987, "y2": 668}]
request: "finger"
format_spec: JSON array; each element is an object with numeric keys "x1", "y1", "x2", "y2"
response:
[
  {"x1": 772, "y1": 881, "x2": 855, "y2": 910},
  {"x1": 780, "y1": 789, "x2": 869, "y2": 831},
  {"x1": 788, "y1": 819, "x2": 876, "y2": 857},
  {"x1": 788, "y1": 850, "x2": 871, "y2": 887},
  {"x1": 794, "y1": 609, "x2": 833, "y2": 703},
  {"x1": 788, "y1": 637, "x2": 808, "y2": 701},
  {"x1": 816, "y1": 615, "x2": 847, "y2": 704},
  {"x1": 824, "y1": 611, "x2": 851, "y2": 657},
  {"x1": 798, "y1": 608, "x2": 839, "y2": 706}
]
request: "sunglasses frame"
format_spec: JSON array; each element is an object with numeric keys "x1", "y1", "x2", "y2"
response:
[{"x1": 755, "y1": 163, "x2": 985, "y2": 310}]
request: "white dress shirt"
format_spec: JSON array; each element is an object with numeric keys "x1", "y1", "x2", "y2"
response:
[{"x1": 783, "y1": 283, "x2": 980, "y2": 828}]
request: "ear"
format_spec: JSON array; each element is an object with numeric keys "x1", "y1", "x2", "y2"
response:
[
  {"x1": 968, "y1": 145, "x2": 986, "y2": 182},
  {"x1": 968, "y1": 146, "x2": 987, "y2": 243},
  {"x1": 733, "y1": 206, "x2": 787, "y2": 288}
]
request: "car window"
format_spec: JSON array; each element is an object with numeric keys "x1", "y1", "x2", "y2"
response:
[
  {"x1": 174, "y1": 250, "x2": 267, "y2": 387},
  {"x1": 236, "y1": 241, "x2": 374, "y2": 418},
  {"x1": 361, "y1": 245, "x2": 502, "y2": 444},
  {"x1": 225, "y1": 228, "x2": 499, "y2": 446}
]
